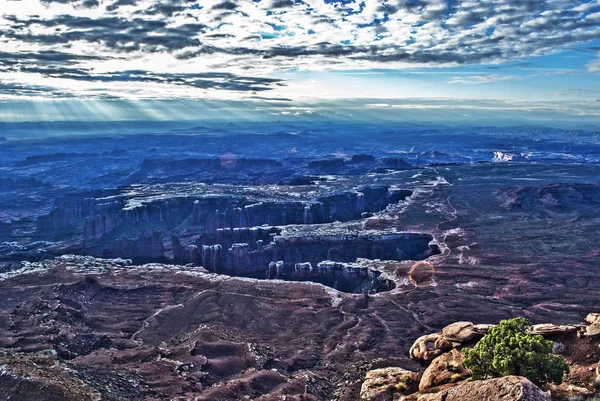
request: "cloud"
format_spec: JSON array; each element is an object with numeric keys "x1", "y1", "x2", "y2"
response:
[
  {"x1": 0, "y1": 0, "x2": 599, "y2": 100},
  {"x1": 448, "y1": 75, "x2": 517, "y2": 84}
]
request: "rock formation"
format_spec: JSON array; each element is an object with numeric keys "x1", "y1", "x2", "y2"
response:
[
  {"x1": 410, "y1": 322, "x2": 490, "y2": 364},
  {"x1": 584, "y1": 313, "x2": 600, "y2": 338},
  {"x1": 410, "y1": 333, "x2": 446, "y2": 364}
]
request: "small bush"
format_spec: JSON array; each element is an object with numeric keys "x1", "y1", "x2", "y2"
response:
[
  {"x1": 462, "y1": 317, "x2": 569, "y2": 386},
  {"x1": 450, "y1": 373, "x2": 463, "y2": 383},
  {"x1": 446, "y1": 359, "x2": 462, "y2": 373}
]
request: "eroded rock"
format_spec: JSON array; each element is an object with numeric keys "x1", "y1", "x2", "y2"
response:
[{"x1": 410, "y1": 334, "x2": 444, "y2": 364}]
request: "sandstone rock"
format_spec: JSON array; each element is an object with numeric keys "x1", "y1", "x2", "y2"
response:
[
  {"x1": 360, "y1": 367, "x2": 420, "y2": 401},
  {"x1": 410, "y1": 334, "x2": 444, "y2": 363},
  {"x1": 527, "y1": 323, "x2": 578, "y2": 336},
  {"x1": 582, "y1": 313, "x2": 600, "y2": 338},
  {"x1": 441, "y1": 322, "x2": 480, "y2": 343},
  {"x1": 417, "y1": 376, "x2": 550, "y2": 401},
  {"x1": 419, "y1": 349, "x2": 471, "y2": 391},
  {"x1": 585, "y1": 313, "x2": 600, "y2": 324},
  {"x1": 583, "y1": 322, "x2": 600, "y2": 338}
]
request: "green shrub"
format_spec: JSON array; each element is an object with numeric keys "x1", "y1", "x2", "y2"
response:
[
  {"x1": 450, "y1": 373, "x2": 463, "y2": 383},
  {"x1": 462, "y1": 317, "x2": 569, "y2": 386}
]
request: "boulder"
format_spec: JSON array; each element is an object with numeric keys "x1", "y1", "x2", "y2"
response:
[
  {"x1": 441, "y1": 322, "x2": 480, "y2": 344},
  {"x1": 585, "y1": 313, "x2": 600, "y2": 324},
  {"x1": 583, "y1": 322, "x2": 600, "y2": 338},
  {"x1": 417, "y1": 376, "x2": 550, "y2": 401},
  {"x1": 583, "y1": 314, "x2": 600, "y2": 337},
  {"x1": 527, "y1": 324, "x2": 578, "y2": 336},
  {"x1": 410, "y1": 333, "x2": 444, "y2": 363},
  {"x1": 360, "y1": 367, "x2": 420, "y2": 401},
  {"x1": 419, "y1": 349, "x2": 471, "y2": 391}
]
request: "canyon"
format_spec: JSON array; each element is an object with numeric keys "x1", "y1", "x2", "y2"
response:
[{"x1": 0, "y1": 122, "x2": 599, "y2": 400}]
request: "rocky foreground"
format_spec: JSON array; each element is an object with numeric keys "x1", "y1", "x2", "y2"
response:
[
  {"x1": 0, "y1": 255, "x2": 427, "y2": 401},
  {"x1": 1, "y1": 128, "x2": 600, "y2": 400},
  {"x1": 0, "y1": 256, "x2": 598, "y2": 401},
  {"x1": 361, "y1": 320, "x2": 600, "y2": 401}
]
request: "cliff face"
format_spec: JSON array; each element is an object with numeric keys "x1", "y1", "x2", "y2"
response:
[
  {"x1": 0, "y1": 221, "x2": 12, "y2": 238},
  {"x1": 172, "y1": 231, "x2": 437, "y2": 293},
  {"x1": 99, "y1": 232, "x2": 165, "y2": 260},
  {"x1": 35, "y1": 189, "x2": 120, "y2": 237},
  {"x1": 32, "y1": 184, "x2": 417, "y2": 267},
  {"x1": 40, "y1": 186, "x2": 409, "y2": 239}
]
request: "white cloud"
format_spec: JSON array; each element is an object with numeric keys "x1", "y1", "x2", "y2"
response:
[{"x1": 0, "y1": 0, "x2": 599, "y2": 100}]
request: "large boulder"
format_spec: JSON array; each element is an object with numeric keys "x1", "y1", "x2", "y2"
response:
[
  {"x1": 584, "y1": 313, "x2": 600, "y2": 338},
  {"x1": 419, "y1": 349, "x2": 471, "y2": 391},
  {"x1": 410, "y1": 323, "x2": 492, "y2": 365},
  {"x1": 441, "y1": 322, "x2": 480, "y2": 344},
  {"x1": 360, "y1": 367, "x2": 420, "y2": 401},
  {"x1": 583, "y1": 323, "x2": 600, "y2": 338},
  {"x1": 417, "y1": 376, "x2": 550, "y2": 401},
  {"x1": 410, "y1": 333, "x2": 444, "y2": 363}
]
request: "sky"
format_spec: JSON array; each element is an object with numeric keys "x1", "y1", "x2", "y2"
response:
[{"x1": 1, "y1": 0, "x2": 600, "y2": 124}]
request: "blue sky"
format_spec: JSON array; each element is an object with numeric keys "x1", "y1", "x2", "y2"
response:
[{"x1": 1, "y1": 0, "x2": 600, "y2": 123}]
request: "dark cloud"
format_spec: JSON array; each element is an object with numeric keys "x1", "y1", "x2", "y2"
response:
[
  {"x1": 270, "y1": 0, "x2": 297, "y2": 9},
  {"x1": 0, "y1": 81, "x2": 68, "y2": 98},
  {"x1": 0, "y1": 50, "x2": 105, "y2": 65},
  {"x1": 0, "y1": 54, "x2": 286, "y2": 93},
  {"x1": 3, "y1": 15, "x2": 206, "y2": 52},
  {"x1": 106, "y1": 0, "x2": 138, "y2": 12},
  {"x1": 212, "y1": 1, "x2": 238, "y2": 11}
]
